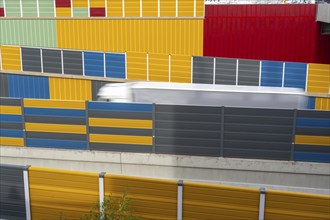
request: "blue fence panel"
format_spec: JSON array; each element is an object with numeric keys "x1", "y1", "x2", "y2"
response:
[
  {"x1": 294, "y1": 152, "x2": 330, "y2": 163},
  {"x1": 284, "y1": 62, "x2": 307, "y2": 90},
  {"x1": 307, "y1": 97, "x2": 316, "y2": 110},
  {"x1": 84, "y1": 52, "x2": 104, "y2": 77},
  {"x1": 88, "y1": 102, "x2": 152, "y2": 113},
  {"x1": 261, "y1": 61, "x2": 283, "y2": 87},
  {"x1": 105, "y1": 53, "x2": 126, "y2": 79}
]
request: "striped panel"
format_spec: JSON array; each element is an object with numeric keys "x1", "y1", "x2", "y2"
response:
[
  {"x1": 192, "y1": 56, "x2": 214, "y2": 84},
  {"x1": 315, "y1": 97, "x2": 330, "y2": 110},
  {"x1": 89, "y1": 0, "x2": 105, "y2": 17},
  {"x1": 84, "y1": 51, "x2": 104, "y2": 77},
  {"x1": 170, "y1": 54, "x2": 191, "y2": 83},
  {"x1": 21, "y1": 47, "x2": 42, "y2": 72},
  {"x1": 284, "y1": 62, "x2": 307, "y2": 90},
  {"x1": 215, "y1": 58, "x2": 236, "y2": 85},
  {"x1": 39, "y1": 0, "x2": 55, "y2": 17},
  {"x1": 127, "y1": 52, "x2": 147, "y2": 80},
  {"x1": 22, "y1": 0, "x2": 38, "y2": 17},
  {"x1": 42, "y1": 49, "x2": 62, "y2": 74},
  {"x1": 178, "y1": 0, "x2": 194, "y2": 17},
  {"x1": 105, "y1": 53, "x2": 126, "y2": 79},
  {"x1": 107, "y1": 0, "x2": 122, "y2": 17},
  {"x1": 55, "y1": 0, "x2": 71, "y2": 17},
  {"x1": 307, "y1": 97, "x2": 316, "y2": 110},
  {"x1": 149, "y1": 53, "x2": 169, "y2": 82},
  {"x1": 4, "y1": 0, "x2": 20, "y2": 17},
  {"x1": 261, "y1": 61, "x2": 283, "y2": 87},
  {"x1": 160, "y1": 0, "x2": 176, "y2": 17},
  {"x1": 295, "y1": 135, "x2": 330, "y2": 146},
  {"x1": 72, "y1": 0, "x2": 88, "y2": 8},
  {"x1": 63, "y1": 50, "x2": 83, "y2": 75},
  {"x1": 0, "y1": 74, "x2": 8, "y2": 97},
  {"x1": 88, "y1": 101, "x2": 153, "y2": 153},
  {"x1": 1, "y1": 46, "x2": 21, "y2": 71},
  {"x1": 142, "y1": 0, "x2": 157, "y2": 17},
  {"x1": 307, "y1": 64, "x2": 330, "y2": 94}
]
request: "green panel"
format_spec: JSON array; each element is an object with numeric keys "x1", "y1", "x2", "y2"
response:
[
  {"x1": 73, "y1": 8, "x2": 88, "y2": 17},
  {"x1": 0, "y1": 1, "x2": 3, "y2": 8},
  {"x1": 39, "y1": 0, "x2": 54, "y2": 17},
  {"x1": 22, "y1": 0, "x2": 38, "y2": 17},
  {"x1": 5, "y1": 0, "x2": 21, "y2": 17},
  {"x1": 0, "y1": 20, "x2": 57, "y2": 48}
]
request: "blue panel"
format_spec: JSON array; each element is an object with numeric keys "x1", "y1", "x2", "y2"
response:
[
  {"x1": 296, "y1": 118, "x2": 330, "y2": 129},
  {"x1": 0, "y1": 129, "x2": 24, "y2": 138},
  {"x1": 24, "y1": 108, "x2": 86, "y2": 117},
  {"x1": 84, "y1": 52, "x2": 104, "y2": 77},
  {"x1": 284, "y1": 62, "x2": 307, "y2": 89},
  {"x1": 307, "y1": 97, "x2": 316, "y2": 110},
  {"x1": 8, "y1": 74, "x2": 50, "y2": 99},
  {"x1": 261, "y1": 61, "x2": 283, "y2": 87},
  {"x1": 0, "y1": 114, "x2": 23, "y2": 123},
  {"x1": 26, "y1": 138, "x2": 88, "y2": 150},
  {"x1": 88, "y1": 102, "x2": 152, "y2": 113},
  {"x1": 105, "y1": 53, "x2": 126, "y2": 79},
  {"x1": 294, "y1": 152, "x2": 330, "y2": 163}
]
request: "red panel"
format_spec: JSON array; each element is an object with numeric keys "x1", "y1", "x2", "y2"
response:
[
  {"x1": 90, "y1": 8, "x2": 106, "y2": 17},
  {"x1": 56, "y1": 0, "x2": 71, "y2": 7},
  {"x1": 204, "y1": 4, "x2": 330, "y2": 64},
  {"x1": 0, "y1": 8, "x2": 4, "y2": 17}
]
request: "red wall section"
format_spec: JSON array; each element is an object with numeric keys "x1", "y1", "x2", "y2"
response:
[{"x1": 204, "y1": 4, "x2": 330, "y2": 64}]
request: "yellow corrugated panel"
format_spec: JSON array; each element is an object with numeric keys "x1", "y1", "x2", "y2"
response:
[
  {"x1": 178, "y1": 0, "x2": 194, "y2": 17},
  {"x1": 89, "y1": 118, "x2": 152, "y2": 129},
  {"x1": 90, "y1": 0, "x2": 105, "y2": 8},
  {"x1": 90, "y1": 134, "x2": 152, "y2": 145},
  {"x1": 25, "y1": 123, "x2": 87, "y2": 134},
  {"x1": 56, "y1": 19, "x2": 203, "y2": 56},
  {"x1": 170, "y1": 54, "x2": 191, "y2": 83},
  {"x1": 125, "y1": 0, "x2": 140, "y2": 17},
  {"x1": 183, "y1": 182, "x2": 259, "y2": 219},
  {"x1": 104, "y1": 174, "x2": 177, "y2": 219},
  {"x1": 0, "y1": 137, "x2": 24, "y2": 146},
  {"x1": 107, "y1": 0, "x2": 123, "y2": 17},
  {"x1": 315, "y1": 97, "x2": 330, "y2": 110},
  {"x1": 49, "y1": 77, "x2": 92, "y2": 101},
  {"x1": 196, "y1": 0, "x2": 204, "y2": 17},
  {"x1": 24, "y1": 99, "x2": 86, "y2": 110},
  {"x1": 0, "y1": 106, "x2": 22, "y2": 115},
  {"x1": 265, "y1": 189, "x2": 330, "y2": 220},
  {"x1": 307, "y1": 64, "x2": 330, "y2": 94},
  {"x1": 127, "y1": 51, "x2": 147, "y2": 80},
  {"x1": 56, "y1": 8, "x2": 71, "y2": 17},
  {"x1": 149, "y1": 53, "x2": 169, "y2": 82},
  {"x1": 142, "y1": 0, "x2": 158, "y2": 17},
  {"x1": 160, "y1": 0, "x2": 176, "y2": 17},
  {"x1": 0, "y1": 46, "x2": 21, "y2": 71},
  {"x1": 29, "y1": 167, "x2": 98, "y2": 220},
  {"x1": 72, "y1": 0, "x2": 88, "y2": 8},
  {"x1": 295, "y1": 135, "x2": 330, "y2": 146}
]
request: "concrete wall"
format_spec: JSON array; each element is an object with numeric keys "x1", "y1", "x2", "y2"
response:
[{"x1": 1, "y1": 146, "x2": 329, "y2": 194}]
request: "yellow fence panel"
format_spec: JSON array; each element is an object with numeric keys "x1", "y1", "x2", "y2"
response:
[
  {"x1": 56, "y1": 8, "x2": 71, "y2": 17},
  {"x1": 0, "y1": 137, "x2": 24, "y2": 146},
  {"x1": 25, "y1": 123, "x2": 87, "y2": 134},
  {"x1": 307, "y1": 64, "x2": 330, "y2": 94},
  {"x1": 1, "y1": 46, "x2": 21, "y2": 71},
  {"x1": 24, "y1": 98, "x2": 86, "y2": 109},
  {"x1": 196, "y1": 0, "x2": 204, "y2": 17},
  {"x1": 183, "y1": 182, "x2": 260, "y2": 220},
  {"x1": 89, "y1": 118, "x2": 152, "y2": 129},
  {"x1": 160, "y1": 0, "x2": 176, "y2": 17},
  {"x1": 72, "y1": 0, "x2": 88, "y2": 8},
  {"x1": 295, "y1": 135, "x2": 330, "y2": 146},
  {"x1": 90, "y1": 134, "x2": 152, "y2": 145},
  {"x1": 170, "y1": 54, "x2": 191, "y2": 83},
  {"x1": 49, "y1": 77, "x2": 92, "y2": 101},
  {"x1": 142, "y1": 0, "x2": 158, "y2": 17},
  {"x1": 0, "y1": 105, "x2": 22, "y2": 115},
  {"x1": 315, "y1": 97, "x2": 330, "y2": 110},
  {"x1": 125, "y1": 0, "x2": 140, "y2": 17},
  {"x1": 265, "y1": 189, "x2": 330, "y2": 220},
  {"x1": 90, "y1": 0, "x2": 105, "y2": 8},
  {"x1": 178, "y1": 0, "x2": 194, "y2": 17},
  {"x1": 104, "y1": 174, "x2": 177, "y2": 220},
  {"x1": 107, "y1": 0, "x2": 123, "y2": 17},
  {"x1": 29, "y1": 167, "x2": 99, "y2": 220},
  {"x1": 127, "y1": 51, "x2": 147, "y2": 80},
  {"x1": 149, "y1": 53, "x2": 169, "y2": 82}
]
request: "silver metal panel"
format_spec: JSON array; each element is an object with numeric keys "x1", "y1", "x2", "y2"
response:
[
  {"x1": 0, "y1": 74, "x2": 8, "y2": 97},
  {"x1": 238, "y1": 59, "x2": 260, "y2": 86},
  {"x1": 21, "y1": 47, "x2": 42, "y2": 72},
  {"x1": 317, "y1": 4, "x2": 330, "y2": 23},
  {"x1": 192, "y1": 56, "x2": 214, "y2": 84},
  {"x1": 0, "y1": 97, "x2": 21, "y2": 106},
  {"x1": 63, "y1": 50, "x2": 83, "y2": 75},
  {"x1": 215, "y1": 58, "x2": 237, "y2": 85},
  {"x1": 42, "y1": 49, "x2": 62, "y2": 74}
]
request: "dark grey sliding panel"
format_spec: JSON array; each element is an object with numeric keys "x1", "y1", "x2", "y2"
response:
[
  {"x1": 0, "y1": 73, "x2": 8, "y2": 97},
  {"x1": 215, "y1": 58, "x2": 237, "y2": 85},
  {"x1": 62, "y1": 50, "x2": 83, "y2": 75},
  {"x1": 92, "y1": 80, "x2": 111, "y2": 101},
  {"x1": 0, "y1": 164, "x2": 26, "y2": 220},
  {"x1": 42, "y1": 49, "x2": 62, "y2": 74},
  {"x1": 21, "y1": 47, "x2": 42, "y2": 72},
  {"x1": 155, "y1": 105, "x2": 222, "y2": 157},
  {"x1": 192, "y1": 56, "x2": 214, "y2": 84},
  {"x1": 223, "y1": 107, "x2": 294, "y2": 160},
  {"x1": 237, "y1": 59, "x2": 260, "y2": 86}
]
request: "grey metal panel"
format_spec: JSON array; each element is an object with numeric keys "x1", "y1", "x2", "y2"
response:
[
  {"x1": 297, "y1": 110, "x2": 330, "y2": 119},
  {"x1": 226, "y1": 107, "x2": 293, "y2": 117},
  {"x1": 0, "y1": 97, "x2": 21, "y2": 106},
  {"x1": 224, "y1": 140, "x2": 291, "y2": 151},
  {"x1": 0, "y1": 164, "x2": 26, "y2": 220},
  {"x1": 215, "y1": 58, "x2": 236, "y2": 85},
  {"x1": 156, "y1": 121, "x2": 221, "y2": 131},
  {"x1": 0, "y1": 122, "x2": 23, "y2": 129},
  {"x1": 42, "y1": 49, "x2": 62, "y2": 74},
  {"x1": 89, "y1": 110, "x2": 152, "y2": 120},
  {"x1": 224, "y1": 148, "x2": 291, "y2": 160},
  {"x1": 225, "y1": 124, "x2": 292, "y2": 134},
  {"x1": 91, "y1": 81, "x2": 118, "y2": 101},
  {"x1": 224, "y1": 132, "x2": 292, "y2": 142},
  {"x1": 295, "y1": 144, "x2": 330, "y2": 153},
  {"x1": 89, "y1": 127, "x2": 152, "y2": 136},
  {"x1": 25, "y1": 116, "x2": 86, "y2": 125},
  {"x1": 296, "y1": 128, "x2": 330, "y2": 136},
  {"x1": 25, "y1": 132, "x2": 86, "y2": 141},
  {"x1": 63, "y1": 51, "x2": 83, "y2": 75},
  {"x1": 192, "y1": 56, "x2": 214, "y2": 84},
  {"x1": 156, "y1": 112, "x2": 222, "y2": 123},
  {"x1": 21, "y1": 47, "x2": 42, "y2": 72},
  {"x1": 317, "y1": 4, "x2": 330, "y2": 23},
  {"x1": 155, "y1": 145, "x2": 220, "y2": 156},
  {"x1": 156, "y1": 105, "x2": 221, "y2": 114},
  {"x1": 90, "y1": 143, "x2": 152, "y2": 153},
  {"x1": 0, "y1": 74, "x2": 8, "y2": 97},
  {"x1": 238, "y1": 59, "x2": 260, "y2": 86}
]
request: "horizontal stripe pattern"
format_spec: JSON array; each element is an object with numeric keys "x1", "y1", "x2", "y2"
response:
[
  {"x1": 88, "y1": 110, "x2": 152, "y2": 120},
  {"x1": 89, "y1": 127, "x2": 152, "y2": 136},
  {"x1": 88, "y1": 102, "x2": 152, "y2": 113},
  {"x1": 296, "y1": 118, "x2": 330, "y2": 129},
  {"x1": 25, "y1": 116, "x2": 86, "y2": 125},
  {"x1": 26, "y1": 132, "x2": 86, "y2": 141},
  {"x1": 24, "y1": 108, "x2": 86, "y2": 117},
  {"x1": 0, "y1": 129, "x2": 24, "y2": 138},
  {"x1": 0, "y1": 122, "x2": 23, "y2": 130},
  {"x1": 0, "y1": 106, "x2": 22, "y2": 115},
  {"x1": 90, "y1": 143, "x2": 152, "y2": 153},
  {"x1": 295, "y1": 135, "x2": 330, "y2": 146},
  {"x1": 24, "y1": 99, "x2": 86, "y2": 110},
  {"x1": 26, "y1": 138, "x2": 88, "y2": 150},
  {"x1": 294, "y1": 152, "x2": 330, "y2": 163},
  {"x1": 0, "y1": 137, "x2": 24, "y2": 146},
  {"x1": 89, "y1": 118, "x2": 152, "y2": 129},
  {"x1": 25, "y1": 123, "x2": 87, "y2": 134},
  {"x1": 89, "y1": 134, "x2": 152, "y2": 145},
  {"x1": 0, "y1": 98, "x2": 21, "y2": 106},
  {"x1": 0, "y1": 114, "x2": 23, "y2": 123}
]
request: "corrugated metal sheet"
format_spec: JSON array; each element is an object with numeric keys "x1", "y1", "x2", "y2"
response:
[
  {"x1": 192, "y1": 56, "x2": 214, "y2": 84},
  {"x1": 39, "y1": 0, "x2": 55, "y2": 17},
  {"x1": 73, "y1": 7, "x2": 88, "y2": 17},
  {"x1": 0, "y1": 46, "x2": 21, "y2": 71},
  {"x1": 315, "y1": 97, "x2": 330, "y2": 110},
  {"x1": 238, "y1": 59, "x2": 260, "y2": 86},
  {"x1": 307, "y1": 97, "x2": 316, "y2": 110},
  {"x1": 183, "y1": 182, "x2": 259, "y2": 219},
  {"x1": 63, "y1": 50, "x2": 83, "y2": 75},
  {"x1": 8, "y1": 74, "x2": 50, "y2": 99},
  {"x1": 4, "y1": 0, "x2": 20, "y2": 17},
  {"x1": 84, "y1": 51, "x2": 104, "y2": 77},
  {"x1": 170, "y1": 54, "x2": 191, "y2": 83},
  {"x1": 142, "y1": 0, "x2": 158, "y2": 17},
  {"x1": 0, "y1": 20, "x2": 57, "y2": 48},
  {"x1": 149, "y1": 53, "x2": 169, "y2": 82},
  {"x1": 105, "y1": 53, "x2": 126, "y2": 79},
  {"x1": 215, "y1": 58, "x2": 236, "y2": 85},
  {"x1": 28, "y1": 167, "x2": 98, "y2": 219},
  {"x1": 204, "y1": 5, "x2": 330, "y2": 64},
  {"x1": 307, "y1": 64, "x2": 330, "y2": 94},
  {"x1": 265, "y1": 190, "x2": 330, "y2": 220},
  {"x1": 42, "y1": 49, "x2": 62, "y2": 74},
  {"x1": 261, "y1": 61, "x2": 283, "y2": 87},
  {"x1": 56, "y1": 19, "x2": 203, "y2": 56},
  {"x1": 22, "y1": 0, "x2": 38, "y2": 17},
  {"x1": 21, "y1": 47, "x2": 42, "y2": 72},
  {"x1": 284, "y1": 62, "x2": 307, "y2": 90},
  {"x1": 127, "y1": 51, "x2": 147, "y2": 81},
  {"x1": 107, "y1": 0, "x2": 122, "y2": 17},
  {"x1": 0, "y1": 164, "x2": 26, "y2": 220},
  {"x1": 0, "y1": 74, "x2": 8, "y2": 97},
  {"x1": 104, "y1": 174, "x2": 177, "y2": 220},
  {"x1": 49, "y1": 77, "x2": 92, "y2": 100},
  {"x1": 125, "y1": 0, "x2": 140, "y2": 17}
]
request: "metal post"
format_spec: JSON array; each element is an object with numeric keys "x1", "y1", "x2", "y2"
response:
[
  {"x1": 213, "y1": 58, "x2": 216, "y2": 85},
  {"x1": 53, "y1": 0, "x2": 56, "y2": 17},
  {"x1": 99, "y1": 172, "x2": 106, "y2": 220},
  {"x1": 140, "y1": 0, "x2": 142, "y2": 17},
  {"x1": 87, "y1": 0, "x2": 90, "y2": 17},
  {"x1": 258, "y1": 187, "x2": 266, "y2": 220},
  {"x1": 61, "y1": 50, "x2": 64, "y2": 74},
  {"x1": 282, "y1": 62, "x2": 285, "y2": 88},
  {"x1": 103, "y1": 53, "x2": 106, "y2": 78},
  {"x1": 40, "y1": 49, "x2": 44, "y2": 73},
  {"x1": 193, "y1": 0, "x2": 196, "y2": 17},
  {"x1": 152, "y1": 103, "x2": 156, "y2": 154},
  {"x1": 236, "y1": 59, "x2": 239, "y2": 86},
  {"x1": 125, "y1": 51, "x2": 127, "y2": 79},
  {"x1": 23, "y1": 165, "x2": 31, "y2": 220},
  {"x1": 86, "y1": 101, "x2": 90, "y2": 150},
  {"x1": 175, "y1": 0, "x2": 178, "y2": 17},
  {"x1": 105, "y1": 0, "x2": 108, "y2": 17},
  {"x1": 168, "y1": 54, "x2": 171, "y2": 82},
  {"x1": 177, "y1": 180, "x2": 183, "y2": 220},
  {"x1": 70, "y1": 0, "x2": 73, "y2": 17},
  {"x1": 305, "y1": 64, "x2": 309, "y2": 93},
  {"x1": 82, "y1": 51, "x2": 85, "y2": 76},
  {"x1": 20, "y1": 0, "x2": 23, "y2": 17},
  {"x1": 220, "y1": 106, "x2": 224, "y2": 157},
  {"x1": 158, "y1": 0, "x2": 160, "y2": 17},
  {"x1": 122, "y1": 0, "x2": 125, "y2": 17},
  {"x1": 290, "y1": 109, "x2": 297, "y2": 161},
  {"x1": 259, "y1": 61, "x2": 262, "y2": 86},
  {"x1": 21, "y1": 98, "x2": 26, "y2": 147},
  {"x1": 36, "y1": 0, "x2": 40, "y2": 17},
  {"x1": 3, "y1": 0, "x2": 6, "y2": 17},
  {"x1": 146, "y1": 53, "x2": 149, "y2": 81}
]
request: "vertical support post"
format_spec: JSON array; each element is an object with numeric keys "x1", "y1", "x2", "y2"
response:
[
  {"x1": 53, "y1": 0, "x2": 56, "y2": 17},
  {"x1": 213, "y1": 58, "x2": 216, "y2": 85},
  {"x1": 20, "y1": 47, "x2": 23, "y2": 71},
  {"x1": 70, "y1": 0, "x2": 73, "y2": 17},
  {"x1": 61, "y1": 50, "x2": 64, "y2": 74},
  {"x1": 259, "y1": 61, "x2": 262, "y2": 86},
  {"x1": 282, "y1": 62, "x2": 285, "y2": 88},
  {"x1": 0, "y1": 47, "x2": 2, "y2": 70},
  {"x1": 258, "y1": 187, "x2": 266, "y2": 220},
  {"x1": 3, "y1": 0, "x2": 6, "y2": 17},
  {"x1": 20, "y1": 0, "x2": 23, "y2": 17},
  {"x1": 88, "y1": 0, "x2": 90, "y2": 17},
  {"x1": 168, "y1": 54, "x2": 171, "y2": 82},
  {"x1": 140, "y1": 0, "x2": 142, "y2": 17},
  {"x1": 23, "y1": 165, "x2": 31, "y2": 220},
  {"x1": 190, "y1": 56, "x2": 193, "y2": 83},
  {"x1": 105, "y1": 0, "x2": 108, "y2": 17},
  {"x1": 236, "y1": 59, "x2": 239, "y2": 86},
  {"x1": 177, "y1": 180, "x2": 183, "y2": 220},
  {"x1": 220, "y1": 106, "x2": 224, "y2": 157},
  {"x1": 82, "y1": 51, "x2": 85, "y2": 76},
  {"x1": 290, "y1": 109, "x2": 297, "y2": 161},
  {"x1": 99, "y1": 172, "x2": 106, "y2": 219},
  {"x1": 85, "y1": 101, "x2": 90, "y2": 150},
  {"x1": 21, "y1": 98, "x2": 26, "y2": 147},
  {"x1": 146, "y1": 53, "x2": 149, "y2": 81},
  {"x1": 152, "y1": 103, "x2": 156, "y2": 154},
  {"x1": 103, "y1": 52, "x2": 106, "y2": 78},
  {"x1": 305, "y1": 63, "x2": 309, "y2": 93},
  {"x1": 40, "y1": 49, "x2": 44, "y2": 73},
  {"x1": 36, "y1": 0, "x2": 40, "y2": 17},
  {"x1": 193, "y1": 0, "x2": 196, "y2": 17},
  {"x1": 175, "y1": 0, "x2": 178, "y2": 17},
  {"x1": 158, "y1": 0, "x2": 160, "y2": 17},
  {"x1": 122, "y1": 0, "x2": 125, "y2": 17},
  {"x1": 125, "y1": 51, "x2": 127, "y2": 79}
]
